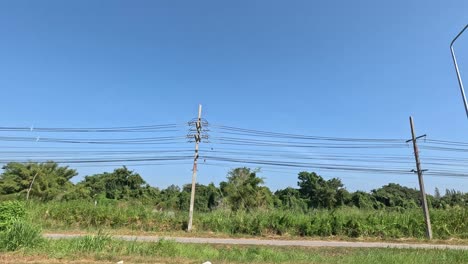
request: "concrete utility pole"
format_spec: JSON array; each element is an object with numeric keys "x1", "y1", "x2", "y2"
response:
[
  {"x1": 187, "y1": 104, "x2": 202, "y2": 232},
  {"x1": 450, "y1": 24, "x2": 468, "y2": 119},
  {"x1": 407, "y1": 116, "x2": 432, "y2": 240}
]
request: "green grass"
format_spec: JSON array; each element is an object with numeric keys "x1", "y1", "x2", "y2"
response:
[
  {"x1": 0, "y1": 201, "x2": 44, "y2": 251},
  {"x1": 28, "y1": 201, "x2": 468, "y2": 240},
  {"x1": 0, "y1": 219, "x2": 44, "y2": 251},
  {"x1": 0, "y1": 201, "x2": 466, "y2": 264},
  {"x1": 0, "y1": 201, "x2": 26, "y2": 231},
  {"x1": 5, "y1": 235, "x2": 468, "y2": 264}
]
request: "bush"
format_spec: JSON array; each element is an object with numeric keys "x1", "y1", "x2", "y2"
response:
[{"x1": 0, "y1": 201, "x2": 26, "y2": 231}]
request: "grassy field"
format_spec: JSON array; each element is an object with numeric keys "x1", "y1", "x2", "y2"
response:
[
  {"x1": 1, "y1": 235, "x2": 468, "y2": 264},
  {"x1": 29, "y1": 201, "x2": 468, "y2": 240},
  {"x1": 1, "y1": 201, "x2": 467, "y2": 263}
]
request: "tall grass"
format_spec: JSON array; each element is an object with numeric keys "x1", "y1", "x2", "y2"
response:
[
  {"x1": 29, "y1": 200, "x2": 185, "y2": 231},
  {"x1": 24, "y1": 236, "x2": 468, "y2": 264},
  {"x1": 27, "y1": 201, "x2": 467, "y2": 239},
  {"x1": 196, "y1": 208, "x2": 467, "y2": 239},
  {"x1": 0, "y1": 201, "x2": 43, "y2": 251},
  {"x1": 0, "y1": 219, "x2": 43, "y2": 251}
]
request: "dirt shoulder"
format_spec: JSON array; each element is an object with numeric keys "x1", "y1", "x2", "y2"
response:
[
  {"x1": 43, "y1": 233, "x2": 468, "y2": 250},
  {"x1": 41, "y1": 229, "x2": 468, "y2": 246}
]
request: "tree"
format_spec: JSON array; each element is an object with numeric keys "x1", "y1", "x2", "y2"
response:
[
  {"x1": 335, "y1": 188, "x2": 351, "y2": 207},
  {"x1": 371, "y1": 183, "x2": 420, "y2": 208},
  {"x1": 434, "y1": 187, "x2": 441, "y2": 200},
  {"x1": 274, "y1": 187, "x2": 307, "y2": 211},
  {"x1": 220, "y1": 167, "x2": 271, "y2": 211},
  {"x1": 156, "y1": 184, "x2": 181, "y2": 210},
  {"x1": 178, "y1": 183, "x2": 221, "y2": 212},
  {"x1": 79, "y1": 166, "x2": 155, "y2": 201},
  {"x1": 0, "y1": 162, "x2": 77, "y2": 201},
  {"x1": 440, "y1": 189, "x2": 467, "y2": 208},
  {"x1": 297, "y1": 172, "x2": 346, "y2": 209},
  {"x1": 348, "y1": 191, "x2": 378, "y2": 209}
]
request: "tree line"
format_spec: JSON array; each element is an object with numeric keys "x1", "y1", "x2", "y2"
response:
[{"x1": 0, "y1": 162, "x2": 466, "y2": 211}]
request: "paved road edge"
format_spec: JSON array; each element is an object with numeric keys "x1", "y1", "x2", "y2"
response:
[{"x1": 43, "y1": 233, "x2": 468, "y2": 250}]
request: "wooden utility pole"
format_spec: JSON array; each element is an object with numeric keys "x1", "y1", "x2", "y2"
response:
[
  {"x1": 187, "y1": 104, "x2": 202, "y2": 232},
  {"x1": 408, "y1": 116, "x2": 432, "y2": 239}
]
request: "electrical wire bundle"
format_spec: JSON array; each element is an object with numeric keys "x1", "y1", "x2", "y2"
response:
[{"x1": 0, "y1": 121, "x2": 467, "y2": 178}]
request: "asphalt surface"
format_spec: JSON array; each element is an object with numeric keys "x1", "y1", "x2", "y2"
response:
[{"x1": 44, "y1": 233, "x2": 468, "y2": 250}]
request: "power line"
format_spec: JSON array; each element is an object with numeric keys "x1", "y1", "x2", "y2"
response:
[
  {"x1": 0, "y1": 119, "x2": 466, "y2": 181},
  {"x1": 0, "y1": 123, "x2": 184, "y2": 132},
  {"x1": 210, "y1": 124, "x2": 405, "y2": 142},
  {"x1": 210, "y1": 140, "x2": 408, "y2": 149},
  {"x1": 0, "y1": 135, "x2": 187, "y2": 144},
  {"x1": 0, "y1": 155, "x2": 193, "y2": 164}
]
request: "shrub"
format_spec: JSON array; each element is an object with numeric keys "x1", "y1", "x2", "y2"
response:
[{"x1": 0, "y1": 201, "x2": 26, "y2": 231}]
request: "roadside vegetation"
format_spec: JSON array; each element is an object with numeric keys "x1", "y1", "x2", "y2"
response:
[
  {"x1": 0, "y1": 201, "x2": 467, "y2": 263},
  {"x1": 30, "y1": 202, "x2": 467, "y2": 240},
  {"x1": 4, "y1": 237, "x2": 468, "y2": 264},
  {"x1": 0, "y1": 201, "x2": 43, "y2": 251},
  {"x1": 0, "y1": 162, "x2": 467, "y2": 241}
]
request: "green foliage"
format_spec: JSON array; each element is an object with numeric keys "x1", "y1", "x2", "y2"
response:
[
  {"x1": 0, "y1": 162, "x2": 77, "y2": 201},
  {"x1": 220, "y1": 167, "x2": 272, "y2": 211},
  {"x1": 0, "y1": 200, "x2": 26, "y2": 230},
  {"x1": 0, "y1": 201, "x2": 43, "y2": 251},
  {"x1": 371, "y1": 183, "x2": 420, "y2": 208},
  {"x1": 69, "y1": 231, "x2": 112, "y2": 252},
  {"x1": 29, "y1": 200, "x2": 185, "y2": 231},
  {"x1": 156, "y1": 184, "x2": 181, "y2": 210},
  {"x1": 62, "y1": 184, "x2": 92, "y2": 201},
  {"x1": 178, "y1": 183, "x2": 220, "y2": 212},
  {"x1": 79, "y1": 166, "x2": 157, "y2": 201},
  {"x1": 1, "y1": 163, "x2": 467, "y2": 212},
  {"x1": 435, "y1": 189, "x2": 468, "y2": 209},
  {"x1": 1, "y1": 163, "x2": 467, "y2": 237},
  {"x1": 274, "y1": 187, "x2": 308, "y2": 211},
  {"x1": 349, "y1": 191, "x2": 379, "y2": 209},
  {"x1": 0, "y1": 219, "x2": 43, "y2": 251},
  {"x1": 297, "y1": 171, "x2": 346, "y2": 209},
  {"x1": 28, "y1": 201, "x2": 468, "y2": 240},
  {"x1": 19, "y1": 237, "x2": 468, "y2": 264}
]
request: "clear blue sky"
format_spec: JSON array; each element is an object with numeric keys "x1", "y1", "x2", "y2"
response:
[{"x1": 0, "y1": 1, "x2": 467, "y2": 193}]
